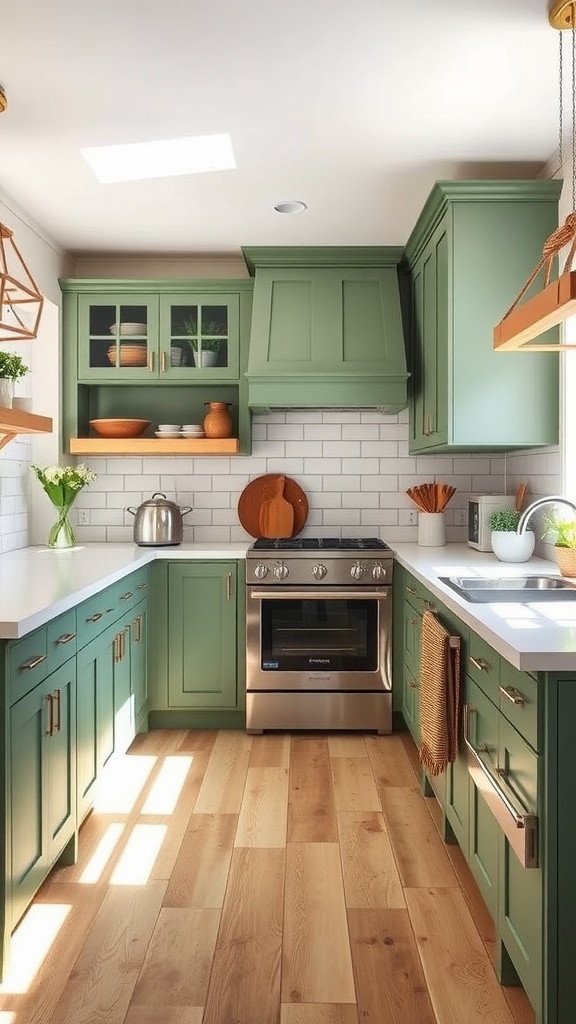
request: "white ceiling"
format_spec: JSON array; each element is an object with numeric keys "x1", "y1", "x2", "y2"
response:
[{"x1": 0, "y1": 0, "x2": 563, "y2": 258}]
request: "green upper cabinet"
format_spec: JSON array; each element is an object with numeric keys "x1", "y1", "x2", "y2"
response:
[
  {"x1": 242, "y1": 247, "x2": 409, "y2": 413},
  {"x1": 75, "y1": 288, "x2": 240, "y2": 381},
  {"x1": 401, "y1": 180, "x2": 562, "y2": 453}
]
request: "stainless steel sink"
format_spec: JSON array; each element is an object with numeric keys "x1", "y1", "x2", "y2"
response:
[{"x1": 439, "y1": 575, "x2": 576, "y2": 603}]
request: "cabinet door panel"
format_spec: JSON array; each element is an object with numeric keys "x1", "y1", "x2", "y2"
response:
[
  {"x1": 45, "y1": 664, "x2": 76, "y2": 862},
  {"x1": 76, "y1": 626, "x2": 115, "y2": 821},
  {"x1": 10, "y1": 686, "x2": 45, "y2": 927},
  {"x1": 168, "y1": 563, "x2": 238, "y2": 709},
  {"x1": 160, "y1": 294, "x2": 240, "y2": 378},
  {"x1": 77, "y1": 294, "x2": 159, "y2": 380},
  {"x1": 469, "y1": 778, "x2": 499, "y2": 920}
]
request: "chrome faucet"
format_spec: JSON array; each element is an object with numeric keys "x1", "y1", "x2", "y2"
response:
[{"x1": 516, "y1": 496, "x2": 576, "y2": 535}]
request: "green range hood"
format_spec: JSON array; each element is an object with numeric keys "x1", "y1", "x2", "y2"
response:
[{"x1": 242, "y1": 247, "x2": 409, "y2": 414}]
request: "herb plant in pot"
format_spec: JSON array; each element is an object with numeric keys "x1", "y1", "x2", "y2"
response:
[
  {"x1": 0, "y1": 351, "x2": 30, "y2": 409},
  {"x1": 542, "y1": 514, "x2": 576, "y2": 577},
  {"x1": 489, "y1": 506, "x2": 535, "y2": 563}
]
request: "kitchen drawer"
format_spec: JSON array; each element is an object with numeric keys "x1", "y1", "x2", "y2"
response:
[
  {"x1": 466, "y1": 677, "x2": 500, "y2": 776},
  {"x1": 466, "y1": 632, "x2": 500, "y2": 706},
  {"x1": 46, "y1": 609, "x2": 77, "y2": 674},
  {"x1": 76, "y1": 586, "x2": 119, "y2": 648},
  {"x1": 499, "y1": 661, "x2": 539, "y2": 752},
  {"x1": 9, "y1": 628, "x2": 48, "y2": 704},
  {"x1": 114, "y1": 568, "x2": 149, "y2": 614}
]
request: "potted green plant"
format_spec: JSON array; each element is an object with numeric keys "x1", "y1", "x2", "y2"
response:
[
  {"x1": 0, "y1": 351, "x2": 30, "y2": 409},
  {"x1": 488, "y1": 506, "x2": 535, "y2": 562},
  {"x1": 197, "y1": 321, "x2": 226, "y2": 367},
  {"x1": 542, "y1": 513, "x2": 576, "y2": 576}
]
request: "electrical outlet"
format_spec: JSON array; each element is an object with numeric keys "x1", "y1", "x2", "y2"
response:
[
  {"x1": 406, "y1": 509, "x2": 418, "y2": 526},
  {"x1": 455, "y1": 509, "x2": 467, "y2": 527},
  {"x1": 77, "y1": 509, "x2": 90, "y2": 526}
]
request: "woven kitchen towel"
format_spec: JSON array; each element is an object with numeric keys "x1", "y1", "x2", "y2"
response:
[{"x1": 418, "y1": 610, "x2": 461, "y2": 776}]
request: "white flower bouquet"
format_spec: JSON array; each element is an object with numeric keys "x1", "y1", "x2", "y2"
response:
[{"x1": 31, "y1": 463, "x2": 97, "y2": 547}]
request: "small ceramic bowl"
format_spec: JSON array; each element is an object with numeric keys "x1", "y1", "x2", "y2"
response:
[{"x1": 157, "y1": 424, "x2": 181, "y2": 432}]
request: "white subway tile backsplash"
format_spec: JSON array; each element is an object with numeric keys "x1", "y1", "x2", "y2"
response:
[
  {"x1": 323, "y1": 441, "x2": 361, "y2": 458},
  {"x1": 361, "y1": 475, "x2": 399, "y2": 492},
  {"x1": 192, "y1": 492, "x2": 232, "y2": 508},
  {"x1": 304, "y1": 424, "x2": 342, "y2": 440},
  {"x1": 267, "y1": 424, "x2": 304, "y2": 441},
  {"x1": 265, "y1": 458, "x2": 305, "y2": 476},
  {"x1": 286, "y1": 441, "x2": 322, "y2": 458},
  {"x1": 106, "y1": 458, "x2": 144, "y2": 475},
  {"x1": 322, "y1": 475, "x2": 361, "y2": 492},
  {"x1": 343, "y1": 424, "x2": 379, "y2": 440},
  {"x1": 303, "y1": 458, "x2": 341, "y2": 475},
  {"x1": 342, "y1": 490, "x2": 378, "y2": 508},
  {"x1": 345, "y1": 457, "x2": 378, "y2": 475},
  {"x1": 313, "y1": 492, "x2": 342, "y2": 508},
  {"x1": 323, "y1": 411, "x2": 360, "y2": 423},
  {"x1": 286, "y1": 410, "x2": 322, "y2": 423}
]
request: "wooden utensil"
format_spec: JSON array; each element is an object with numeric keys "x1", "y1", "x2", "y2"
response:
[
  {"x1": 237, "y1": 475, "x2": 309, "y2": 538},
  {"x1": 515, "y1": 483, "x2": 527, "y2": 512},
  {"x1": 258, "y1": 476, "x2": 295, "y2": 538}
]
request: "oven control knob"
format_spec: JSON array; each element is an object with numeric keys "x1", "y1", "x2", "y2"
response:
[
  {"x1": 350, "y1": 561, "x2": 364, "y2": 581},
  {"x1": 253, "y1": 562, "x2": 269, "y2": 580},
  {"x1": 313, "y1": 563, "x2": 328, "y2": 580},
  {"x1": 273, "y1": 561, "x2": 289, "y2": 580},
  {"x1": 372, "y1": 563, "x2": 387, "y2": 581}
]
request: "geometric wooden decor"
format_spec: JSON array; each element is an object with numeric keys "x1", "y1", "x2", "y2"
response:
[{"x1": 0, "y1": 222, "x2": 44, "y2": 341}]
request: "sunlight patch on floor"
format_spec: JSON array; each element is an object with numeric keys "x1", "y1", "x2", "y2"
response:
[
  {"x1": 0, "y1": 904, "x2": 70, "y2": 994},
  {"x1": 80, "y1": 823, "x2": 126, "y2": 884},
  {"x1": 93, "y1": 754, "x2": 156, "y2": 813},
  {"x1": 110, "y1": 824, "x2": 167, "y2": 885},
  {"x1": 141, "y1": 755, "x2": 193, "y2": 814}
]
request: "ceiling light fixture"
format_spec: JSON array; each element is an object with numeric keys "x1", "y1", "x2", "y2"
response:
[
  {"x1": 493, "y1": 0, "x2": 576, "y2": 351},
  {"x1": 273, "y1": 200, "x2": 307, "y2": 215},
  {"x1": 81, "y1": 133, "x2": 236, "y2": 184},
  {"x1": 0, "y1": 223, "x2": 44, "y2": 342}
]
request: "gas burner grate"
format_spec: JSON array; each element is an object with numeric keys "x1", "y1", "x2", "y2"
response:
[{"x1": 251, "y1": 537, "x2": 392, "y2": 552}]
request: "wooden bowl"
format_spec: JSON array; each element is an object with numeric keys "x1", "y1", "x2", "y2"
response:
[{"x1": 89, "y1": 418, "x2": 151, "y2": 438}]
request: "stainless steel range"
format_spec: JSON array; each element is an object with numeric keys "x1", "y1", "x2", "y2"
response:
[{"x1": 245, "y1": 537, "x2": 394, "y2": 734}]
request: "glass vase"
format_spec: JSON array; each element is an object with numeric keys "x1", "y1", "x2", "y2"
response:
[{"x1": 48, "y1": 506, "x2": 76, "y2": 548}]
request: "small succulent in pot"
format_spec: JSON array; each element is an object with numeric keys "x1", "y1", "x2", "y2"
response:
[{"x1": 488, "y1": 507, "x2": 521, "y2": 532}]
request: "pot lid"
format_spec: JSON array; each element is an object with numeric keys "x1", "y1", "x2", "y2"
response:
[{"x1": 141, "y1": 492, "x2": 179, "y2": 508}]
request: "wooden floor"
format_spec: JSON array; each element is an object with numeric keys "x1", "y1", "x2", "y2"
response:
[{"x1": 0, "y1": 729, "x2": 536, "y2": 1024}]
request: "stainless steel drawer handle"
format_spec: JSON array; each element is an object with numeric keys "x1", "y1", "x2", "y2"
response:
[
  {"x1": 21, "y1": 654, "x2": 47, "y2": 670},
  {"x1": 250, "y1": 590, "x2": 389, "y2": 601},
  {"x1": 500, "y1": 685, "x2": 526, "y2": 706},
  {"x1": 86, "y1": 612, "x2": 103, "y2": 623},
  {"x1": 463, "y1": 704, "x2": 538, "y2": 869},
  {"x1": 56, "y1": 632, "x2": 76, "y2": 645},
  {"x1": 469, "y1": 656, "x2": 491, "y2": 673}
]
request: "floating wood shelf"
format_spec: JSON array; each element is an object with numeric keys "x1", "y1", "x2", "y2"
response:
[
  {"x1": 0, "y1": 406, "x2": 53, "y2": 451},
  {"x1": 69, "y1": 436, "x2": 240, "y2": 456}
]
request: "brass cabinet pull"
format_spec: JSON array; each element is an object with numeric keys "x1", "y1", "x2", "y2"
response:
[
  {"x1": 469, "y1": 656, "x2": 492, "y2": 673},
  {"x1": 121, "y1": 591, "x2": 134, "y2": 601},
  {"x1": 160, "y1": 351, "x2": 167, "y2": 373},
  {"x1": 406, "y1": 586, "x2": 417, "y2": 595},
  {"x1": 408, "y1": 617, "x2": 418, "y2": 624},
  {"x1": 114, "y1": 634, "x2": 120, "y2": 663},
  {"x1": 421, "y1": 599, "x2": 436, "y2": 609},
  {"x1": 21, "y1": 654, "x2": 47, "y2": 671},
  {"x1": 137, "y1": 582, "x2": 148, "y2": 589},
  {"x1": 46, "y1": 693, "x2": 54, "y2": 737},
  {"x1": 226, "y1": 572, "x2": 232, "y2": 600},
  {"x1": 408, "y1": 678, "x2": 419, "y2": 690},
  {"x1": 56, "y1": 632, "x2": 76, "y2": 645},
  {"x1": 87, "y1": 612, "x2": 103, "y2": 623},
  {"x1": 500, "y1": 685, "x2": 526, "y2": 706},
  {"x1": 148, "y1": 351, "x2": 155, "y2": 373},
  {"x1": 53, "y1": 689, "x2": 61, "y2": 732},
  {"x1": 133, "y1": 614, "x2": 142, "y2": 642}
]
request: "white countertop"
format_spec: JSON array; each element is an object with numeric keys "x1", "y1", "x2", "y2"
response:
[
  {"x1": 0, "y1": 542, "x2": 250, "y2": 639},
  {"x1": 392, "y1": 543, "x2": 576, "y2": 672}
]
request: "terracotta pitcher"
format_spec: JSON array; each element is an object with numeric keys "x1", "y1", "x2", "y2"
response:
[{"x1": 203, "y1": 401, "x2": 233, "y2": 438}]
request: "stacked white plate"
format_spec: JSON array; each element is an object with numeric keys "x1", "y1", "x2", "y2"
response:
[
  {"x1": 181, "y1": 424, "x2": 205, "y2": 438},
  {"x1": 109, "y1": 322, "x2": 147, "y2": 336},
  {"x1": 155, "y1": 423, "x2": 181, "y2": 438}
]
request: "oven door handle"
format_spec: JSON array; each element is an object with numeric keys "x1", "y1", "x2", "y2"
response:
[{"x1": 249, "y1": 590, "x2": 389, "y2": 601}]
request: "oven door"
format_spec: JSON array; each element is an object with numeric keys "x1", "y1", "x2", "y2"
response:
[{"x1": 246, "y1": 585, "x2": 391, "y2": 692}]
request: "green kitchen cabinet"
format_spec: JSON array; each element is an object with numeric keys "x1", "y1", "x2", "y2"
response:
[
  {"x1": 402, "y1": 180, "x2": 561, "y2": 453},
  {"x1": 60, "y1": 278, "x2": 254, "y2": 455},
  {"x1": 76, "y1": 624, "x2": 116, "y2": 823},
  {"x1": 10, "y1": 660, "x2": 76, "y2": 930}
]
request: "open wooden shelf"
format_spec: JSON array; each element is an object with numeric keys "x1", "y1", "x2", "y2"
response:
[
  {"x1": 0, "y1": 406, "x2": 53, "y2": 451},
  {"x1": 69, "y1": 436, "x2": 240, "y2": 456}
]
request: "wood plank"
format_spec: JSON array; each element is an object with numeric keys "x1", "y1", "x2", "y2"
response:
[
  {"x1": 443, "y1": 836, "x2": 497, "y2": 960},
  {"x1": 287, "y1": 737, "x2": 338, "y2": 843},
  {"x1": 163, "y1": 814, "x2": 237, "y2": 908},
  {"x1": 281, "y1": 1006, "x2": 359, "y2": 1024},
  {"x1": 328, "y1": 735, "x2": 367, "y2": 757},
  {"x1": 365, "y1": 733, "x2": 420, "y2": 787},
  {"x1": 380, "y1": 787, "x2": 458, "y2": 888},
  {"x1": 125, "y1": 1008, "x2": 204, "y2": 1024},
  {"x1": 176, "y1": 729, "x2": 219, "y2": 754},
  {"x1": 503, "y1": 986, "x2": 537, "y2": 1024},
  {"x1": 130, "y1": 907, "x2": 220, "y2": 1007},
  {"x1": 347, "y1": 908, "x2": 436, "y2": 1023},
  {"x1": 493, "y1": 268, "x2": 576, "y2": 350},
  {"x1": 128, "y1": 729, "x2": 191, "y2": 756},
  {"x1": 69, "y1": 436, "x2": 240, "y2": 455},
  {"x1": 282, "y1": 843, "x2": 355, "y2": 1004},
  {"x1": 331, "y1": 757, "x2": 381, "y2": 812},
  {"x1": 149, "y1": 749, "x2": 212, "y2": 880},
  {"x1": 235, "y1": 766, "x2": 289, "y2": 848},
  {"x1": 46, "y1": 881, "x2": 166, "y2": 1024},
  {"x1": 249, "y1": 733, "x2": 290, "y2": 767},
  {"x1": 194, "y1": 730, "x2": 252, "y2": 814},
  {"x1": 203, "y1": 848, "x2": 284, "y2": 1024},
  {"x1": 337, "y1": 811, "x2": 405, "y2": 909},
  {"x1": 405, "y1": 887, "x2": 517, "y2": 1024}
]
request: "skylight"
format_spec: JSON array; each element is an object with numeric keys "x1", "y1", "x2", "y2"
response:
[{"x1": 81, "y1": 133, "x2": 236, "y2": 184}]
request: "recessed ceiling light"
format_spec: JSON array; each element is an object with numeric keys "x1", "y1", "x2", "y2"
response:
[
  {"x1": 273, "y1": 200, "x2": 307, "y2": 214},
  {"x1": 81, "y1": 133, "x2": 236, "y2": 184}
]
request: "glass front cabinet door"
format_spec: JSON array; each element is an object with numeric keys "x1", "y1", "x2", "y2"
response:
[{"x1": 77, "y1": 293, "x2": 239, "y2": 381}]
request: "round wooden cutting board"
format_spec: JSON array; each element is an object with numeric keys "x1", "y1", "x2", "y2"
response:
[{"x1": 237, "y1": 474, "x2": 309, "y2": 538}]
